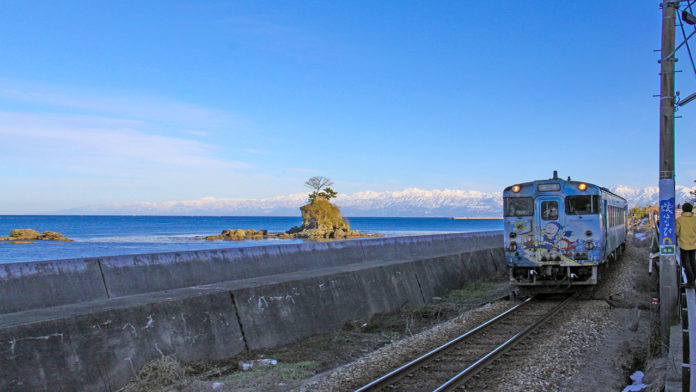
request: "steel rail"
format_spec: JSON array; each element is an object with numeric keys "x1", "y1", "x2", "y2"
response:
[
  {"x1": 353, "y1": 296, "x2": 534, "y2": 392},
  {"x1": 433, "y1": 292, "x2": 578, "y2": 392}
]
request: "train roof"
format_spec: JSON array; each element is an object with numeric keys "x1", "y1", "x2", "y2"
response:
[
  {"x1": 598, "y1": 186, "x2": 626, "y2": 201},
  {"x1": 503, "y1": 176, "x2": 626, "y2": 203}
]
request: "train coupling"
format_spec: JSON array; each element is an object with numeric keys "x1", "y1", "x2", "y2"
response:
[{"x1": 511, "y1": 265, "x2": 597, "y2": 286}]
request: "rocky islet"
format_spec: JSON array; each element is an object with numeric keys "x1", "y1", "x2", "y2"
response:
[
  {"x1": 0, "y1": 229, "x2": 73, "y2": 242},
  {"x1": 202, "y1": 198, "x2": 379, "y2": 241}
]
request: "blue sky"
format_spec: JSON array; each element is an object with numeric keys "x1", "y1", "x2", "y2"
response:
[{"x1": 0, "y1": 1, "x2": 693, "y2": 213}]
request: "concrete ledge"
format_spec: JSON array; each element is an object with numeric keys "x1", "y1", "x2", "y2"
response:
[
  {"x1": 99, "y1": 240, "x2": 372, "y2": 299},
  {"x1": 230, "y1": 260, "x2": 426, "y2": 350},
  {"x1": 0, "y1": 259, "x2": 107, "y2": 314},
  {"x1": 0, "y1": 285, "x2": 245, "y2": 392},
  {"x1": 101, "y1": 232, "x2": 502, "y2": 300},
  {"x1": 0, "y1": 231, "x2": 503, "y2": 313},
  {"x1": 230, "y1": 251, "x2": 505, "y2": 350}
]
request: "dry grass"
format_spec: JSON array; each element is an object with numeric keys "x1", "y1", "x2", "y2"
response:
[
  {"x1": 221, "y1": 361, "x2": 319, "y2": 383},
  {"x1": 120, "y1": 356, "x2": 188, "y2": 392}
]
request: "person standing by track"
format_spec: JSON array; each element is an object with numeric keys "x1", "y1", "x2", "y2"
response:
[{"x1": 677, "y1": 203, "x2": 696, "y2": 287}]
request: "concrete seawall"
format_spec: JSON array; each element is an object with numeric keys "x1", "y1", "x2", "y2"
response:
[{"x1": 0, "y1": 231, "x2": 505, "y2": 391}]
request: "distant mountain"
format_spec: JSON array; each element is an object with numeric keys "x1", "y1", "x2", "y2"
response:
[
  {"x1": 54, "y1": 185, "x2": 695, "y2": 217},
  {"x1": 335, "y1": 188, "x2": 502, "y2": 217},
  {"x1": 609, "y1": 185, "x2": 694, "y2": 206}
]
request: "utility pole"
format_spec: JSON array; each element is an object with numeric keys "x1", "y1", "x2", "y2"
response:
[{"x1": 659, "y1": 0, "x2": 678, "y2": 350}]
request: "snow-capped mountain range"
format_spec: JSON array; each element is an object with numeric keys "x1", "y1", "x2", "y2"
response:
[{"x1": 55, "y1": 185, "x2": 696, "y2": 217}]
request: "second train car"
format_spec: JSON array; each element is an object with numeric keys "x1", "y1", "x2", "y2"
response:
[{"x1": 503, "y1": 171, "x2": 627, "y2": 293}]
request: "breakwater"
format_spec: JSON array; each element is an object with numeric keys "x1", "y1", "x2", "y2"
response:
[{"x1": 0, "y1": 231, "x2": 505, "y2": 391}]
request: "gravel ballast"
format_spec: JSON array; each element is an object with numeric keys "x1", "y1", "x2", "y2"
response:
[{"x1": 294, "y1": 231, "x2": 657, "y2": 392}]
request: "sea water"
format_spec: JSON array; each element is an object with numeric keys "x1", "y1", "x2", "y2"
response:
[{"x1": 0, "y1": 215, "x2": 502, "y2": 264}]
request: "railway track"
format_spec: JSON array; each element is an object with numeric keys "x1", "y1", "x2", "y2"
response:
[{"x1": 354, "y1": 293, "x2": 578, "y2": 392}]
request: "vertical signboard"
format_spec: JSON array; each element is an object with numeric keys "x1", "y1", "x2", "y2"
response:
[{"x1": 659, "y1": 178, "x2": 676, "y2": 255}]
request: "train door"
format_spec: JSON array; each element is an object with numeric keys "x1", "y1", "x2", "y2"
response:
[
  {"x1": 535, "y1": 196, "x2": 565, "y2": 262},
  {"x1": 602, "y1": 199, "x2": 608, "y2": 259}
]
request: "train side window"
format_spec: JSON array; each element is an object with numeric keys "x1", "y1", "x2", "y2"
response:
[
  {"x1": 609, "y1": 206, "x2": 616, "y2": 227},
  {"x1": 609, "y1": 207, "x2": 612, "y2": 226},
  {"x1": 607, "y1": 205, "x2": 625, "y2": 227},
  {"x1": 541, "y1": 201, "x2": 558, "y2": 220},
  {"x1": 610, "y1": 207, "x2": 614, "y2": 226},
  {"x1": 565, "y1": 195, "x2": 599, "y2": 215}
]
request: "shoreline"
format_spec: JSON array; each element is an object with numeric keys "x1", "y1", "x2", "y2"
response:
[
  {"x1": 451, "y1": 216, "x2": 502, "y2": 220},
  {"x1": 0, "y1": 229, "x2": 504, "y2": 265},
  {"x1": 0, "y1": 214, "x2": 505, "y2": 219},
  {"x1": 0, "y1": 217, "x2": 504, "y2": 264}
]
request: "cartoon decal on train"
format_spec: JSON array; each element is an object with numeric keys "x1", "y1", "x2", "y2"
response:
[{"x1": 503, "y1": 172, "x2": 627, "y2": 292}]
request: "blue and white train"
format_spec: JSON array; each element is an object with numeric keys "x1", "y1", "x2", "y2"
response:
[{"x1": 503, "y1": 172, "x2": 627, "y2": 293}]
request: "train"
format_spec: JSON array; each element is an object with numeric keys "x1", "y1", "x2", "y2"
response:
[{"x1": 503, "y1": 171, "x2": 627, "y2": 294}]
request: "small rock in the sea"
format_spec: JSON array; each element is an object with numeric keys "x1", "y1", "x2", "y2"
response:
[
  {"x1": 41, "y1": 231, "x2": 73, "y2": 241},
  {"x1": 203, "y1": 229, "x2": 269, "y2": 241},
  {"x1": 10, "y1": 229, "x2": 41, "y2": 239},
  {"x1": 0, "y1": 229, "x2": 73, "y2": 242}
]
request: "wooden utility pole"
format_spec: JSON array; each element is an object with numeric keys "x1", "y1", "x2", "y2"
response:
[{"x1": 659, "y1": 0, "x2": 678, "y2": 350}]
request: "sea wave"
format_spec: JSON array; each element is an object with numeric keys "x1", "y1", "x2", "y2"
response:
[{"x1": 75, "y1": 234, "x2": 207, "y2": 243}]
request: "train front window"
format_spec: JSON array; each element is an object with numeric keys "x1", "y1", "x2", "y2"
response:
[
  {"x1": 504, "y1": 197, "x2": 533, "y2": 217},
  {"x1": 565, "y1": 195, "x2": 600, "y2": 215},
  {"x1": 541, "y1": 201, "x2": 558, "y2": 220}
]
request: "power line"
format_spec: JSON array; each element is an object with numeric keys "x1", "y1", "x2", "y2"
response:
[{"x1": 678, "y1": 5, "x2": 696, "y2": 80}]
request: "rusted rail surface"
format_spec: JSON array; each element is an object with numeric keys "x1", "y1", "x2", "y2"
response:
[{"x1": 354, "y1": 293, "x2": 577, "y2": 392}]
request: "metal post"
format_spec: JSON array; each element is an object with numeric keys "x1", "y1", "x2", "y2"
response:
[{"x1": 659, "y1": 0, "x2": 679, "y2": 351}]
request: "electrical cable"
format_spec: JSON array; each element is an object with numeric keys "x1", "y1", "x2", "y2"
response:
[
  {"x1": 684, "y1": 2, "x2": 696, "y2": 72},
  {"x1": 679, "y1": 5, "x2": 696, "y2": 80}
]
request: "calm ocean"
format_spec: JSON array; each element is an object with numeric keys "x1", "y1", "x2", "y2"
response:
[{"x1": 0, "y1": 216, "x2": 503, "y2": 264}]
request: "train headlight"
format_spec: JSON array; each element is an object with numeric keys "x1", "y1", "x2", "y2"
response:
[
  {"x1": 512, "y1": 185, "x2": 521, "y2": 193},
  {"x1": 508, "y1": 241, "x2": 518, "y2": 252},
  {"x1": 586, "y1": 240, "x2": 595, "y2": 250},
  {"x1": 509, "y1": 232, "x2": 517, "y2": 238},
  {"x1": 585, "y1": 230, "x2": 592, "y2": 237},
  {"x1": 578, "y1": 183, "x2": 587, "y2": 191}
]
